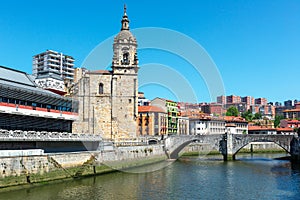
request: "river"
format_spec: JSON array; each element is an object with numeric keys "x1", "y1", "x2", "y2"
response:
[{"x1": 1, "y1": 153, "x2": 300, "y2": 200}]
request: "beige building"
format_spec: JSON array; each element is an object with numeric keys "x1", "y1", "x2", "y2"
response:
[
  {"x1": 71, "y1": 7, "x2": 139, "y2": 140},
  {"x1": 178, "y1": 116, "x2": 189, "y2": 135},
  {"x1": 224, "y1": 116, "x2": 248, "y2": 134},
  {"x1": 137, "y1": 106, "x2": 167, "y2": 136}
]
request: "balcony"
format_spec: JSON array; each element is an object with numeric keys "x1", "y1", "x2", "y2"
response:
[
  {"x1": 65, "y1": 62, "x2": 74, "y2": 66},
  {"x1": 47, "y1": 52, "x2": 59, "y2": 57},
  {"x1": 64, "y1": 71, "x2": 74, "y2": 75},
  {"x1": 48, "y1": 63, "x2": 59, "y2": 67},
  {"x1": 36, "y1": 60, "x2": 45, "y2": 64},
  {"x1": 47, "y1": 57, "x2": 60, "y2": 62},
  {"x1": 66, "y1": 57, "x2": 74, "y2": 61}
]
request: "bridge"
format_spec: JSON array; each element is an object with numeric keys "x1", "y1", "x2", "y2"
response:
[{"x1": 164, "y1": 133, "x2": 299, "y2": 161}]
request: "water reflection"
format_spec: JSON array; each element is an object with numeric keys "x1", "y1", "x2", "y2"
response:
[{"x1": 1, "y1": 153, "x2": 300, "y2": 200}]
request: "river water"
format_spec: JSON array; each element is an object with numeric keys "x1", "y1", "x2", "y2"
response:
[{"x1": 1, "y1": 153, "x2": 300, "y2": 200}]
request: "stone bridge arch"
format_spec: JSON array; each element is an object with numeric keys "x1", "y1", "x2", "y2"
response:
[
  {"x1": 164, "y1": 135, "x2": 223, "y2": 159},
  {"x1": 169, "y1": 139, "x2": 199, "y2": 159},
  {"x1": 148, "y1": 137, "x2": 160, "y2": 145},
  {"x1": 164, "y1": 134, "x2": 297, "y2": 161},
  {"x1": 227, "y1": 134, "x2": 295, "y2": 160}
]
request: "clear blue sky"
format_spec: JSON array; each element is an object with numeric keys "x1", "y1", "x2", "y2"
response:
[{"x1": 0, "y1": 0, "x2": 299, "y2": 103}]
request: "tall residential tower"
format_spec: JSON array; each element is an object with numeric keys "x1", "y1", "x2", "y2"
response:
[{"x1": 32, "y1": 49, "x2": 75, "y2": 95}]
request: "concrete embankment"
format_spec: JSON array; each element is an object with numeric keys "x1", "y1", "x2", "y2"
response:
[{"x1": 0, "y1": 145, "x2": 167, "y2": 189}]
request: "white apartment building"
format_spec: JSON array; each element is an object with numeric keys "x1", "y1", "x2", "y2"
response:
[
  {"x1": 189, "y1": 116, "x2": 248, "y2": 135},
  {"x1": 32, "y1": 50, "x2": 75, "y2": 95},
  {"x1": 189, "y1": 118, "x2": 226, "y2": 135}
]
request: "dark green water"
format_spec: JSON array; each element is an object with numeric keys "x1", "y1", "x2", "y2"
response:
[{"x1": 1, "y1": 153, "x2": 300, "y2": 200}]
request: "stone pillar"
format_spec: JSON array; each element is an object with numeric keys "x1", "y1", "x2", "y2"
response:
[
  {"x1": 223, "y1": 133, "x2": 235, "y2": 161},
  {"x1": 290, "y1": 137, "x2": 300, "y2": 162}
]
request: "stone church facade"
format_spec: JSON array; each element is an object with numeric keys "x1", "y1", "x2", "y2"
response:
[{"x1": 71, "y1": 6, "x2": 139, "y2": 140}]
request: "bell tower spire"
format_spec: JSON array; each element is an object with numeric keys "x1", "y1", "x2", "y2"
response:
[
  {"x1": 112, "y1": 5, "x2": 138, "y2": 70},
  {"x1": 121, "y1": 4, "x2": 130, "y2": 30}
]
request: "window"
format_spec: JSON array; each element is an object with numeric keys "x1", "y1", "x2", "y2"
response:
[
  {"x1": 129, "y1": 99, "x2": 132, "y2": 103},
  {"x1": 32, "y1": 102, "x2": 36, "y2": 110},
  {"x1": 99, "y1": 83, "x2": 104, "y2": 94},
  {"x1": 9, "y1": 98, "x2": 15, "y2": 104},
  {"x1": 123, "y1": 53, "x2": 129, "y2": 65}
]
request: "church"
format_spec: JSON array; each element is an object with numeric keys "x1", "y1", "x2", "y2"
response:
[{"x1": 71, "y1": 6, "x2": 139, "y2": 139}]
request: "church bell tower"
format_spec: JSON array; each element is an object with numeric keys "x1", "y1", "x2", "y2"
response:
[
  {"x1": 112, "y1": 5, "x2": 139, "y2": 74},
  {"x1": 111, "y1": 5, "x2": 139, "y2": 139}
]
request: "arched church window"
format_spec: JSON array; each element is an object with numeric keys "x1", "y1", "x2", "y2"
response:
[
  {"x1": 123, "y1": 52, "x2": 129, "y2": 65},
  {"x1": 99, "y1": 83, "x2": 104, "y2": 94}
]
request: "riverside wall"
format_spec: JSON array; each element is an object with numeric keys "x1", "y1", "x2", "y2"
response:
[
  {"x1": 0, "y1": 141, "x2": 288, "y2": 189},
  {"x1": 0, "y1": 145, "x2": 167, "y2": 189}
]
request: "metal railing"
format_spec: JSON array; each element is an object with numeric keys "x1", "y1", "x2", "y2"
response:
[{"x1": 0, "y1": 129, "x2": 102, "y2": 142}]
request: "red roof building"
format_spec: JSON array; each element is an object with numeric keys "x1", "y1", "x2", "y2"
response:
[
  {"x1": 248, "y1": 126, "x2": 295, "y2": 135},
  {"x1": 137, "y1": 106, "x2": 167, "y2": 136},
  {"x1": 280, "y1": 119, "x2": 300, "y2": 128}
]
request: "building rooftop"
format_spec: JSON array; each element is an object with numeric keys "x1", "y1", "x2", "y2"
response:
[
  {"x1": 223, "y1": 116, "x2": 247, "y2": 123},
  {"x1": 281, "y1": 119, "x2": 300, "y2": 123},
  {"x1": 0, "y1": 65, "x2": 35, "y2": 87},
  {"x1": 88, "y1": 70, "x2": 111, "y2": 75},
  {"x1": 276, "y1": 127, "x2": 294, "y2": 132},
  {"x1": 248, "y1": 126, "x2": 276, "y2": 131},
  {"x1": 138, "y1": 106, "x2": 166, "y2": 113},
  {"x1": 284, "y1": 109, "x2": 300, "y2": 112},
  {"x1": 152, "y1": 97, "x2": 177, "y2": 103},
  {"x1": 181, "y1": 110, "x2": 209, "y2": 119},
  {"x1": 0, "y1": 65, "x2": 69, "y2": 99},
  {"x1": 249, "y1": 126, "x2": 295, "y2": 133}
]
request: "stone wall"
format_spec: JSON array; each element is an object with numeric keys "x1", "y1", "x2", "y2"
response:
[
  {"x1": 72, "y1": 73, "x2": 113, "y2": 138},
  {"x1": 111, "y1": 74, "x2": 138, "y2": 139},
  {"x1": 71, "y1": 71, "x2": 138, "y2": 140},
  {"x1": 0, "y1": 145, "x2": 166, "y2": 188},
  {"x1": 182, "y1": 142, "x2": 286, "y2": 156},
  {"x1": 242, "y1": 142, "x2": 284, "y2": 152}
]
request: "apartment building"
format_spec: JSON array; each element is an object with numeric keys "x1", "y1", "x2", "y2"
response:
[{"x1": 32, "y1": 50, "x2": 75, "y2": 95}]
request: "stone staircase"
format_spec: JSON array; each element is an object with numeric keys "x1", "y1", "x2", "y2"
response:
[
  {"x1": 47, "y1": 156, "x2": 73, "y2": 177},
  {"x1": 73, "y1": 155, "x2": 96, "y2": 178}
]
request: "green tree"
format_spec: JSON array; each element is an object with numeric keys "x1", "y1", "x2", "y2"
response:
[
  {"x1": 241, "y1": 110, "x2": 254, "y2": 121},
  {"x1": 253, "y1": 112, "x2": 262, "y2": 120},
  {"x1": 274, "y1": 115, "x2": 284, "y2": 128},
  {"x1": 226, "y1": 106, "x2": 239, "y2": 117}
]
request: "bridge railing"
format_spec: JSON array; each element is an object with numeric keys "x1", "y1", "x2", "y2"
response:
[
  {"x1": 0, "y1": 129, "x2": 102, "y2": 142},
  {"x1": 114, "y1": 136, "x2": 163, "y2": 147}
]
